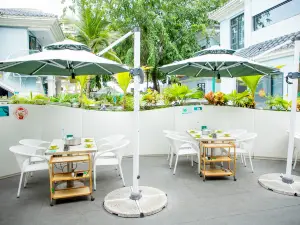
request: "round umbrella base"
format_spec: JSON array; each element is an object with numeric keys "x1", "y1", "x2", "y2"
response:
[
  {"x1": 103, "y1": 186, "x2": 168, "y2": 218},
  {"x1": 258, "y1": 173, "x2": 300, "y2": 196}
]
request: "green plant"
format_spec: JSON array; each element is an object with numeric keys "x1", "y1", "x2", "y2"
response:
[
  {"x1": 80, "y1": 94, "x2": 98, "y2": 109},
  {"x1": 58, "y1": 93, "x2": 80, "y2": 104},
  {"x1": 239, "y1": 75, "x2": 262, "y2": 99},
  {"x1": 121, "y1": 95, "x2": 134, "y2": 111},
  {"x1": 9, "y1": 95, "x2": 29, "y2": 104},
  {"x1": 75, "y1": 75, "x2": 89, "y2": 96},
  {"x1": 32, "y1": 94, "x2": 49, "y2": 105},
  {"x1": 266, "y1": 96, "x2": 291, "y2": 111},
  {"x1": 50, "y1": 96, "x2": 59, "y2": 102},
  {"x1": 226, "y1": 90, "x2": 255, "y2": 108},
  {"x1": 204, "y1": 91, "x2": 214, "y2": 104},
  {"x1": 163, "y1": 84, "x2": 192, "y2": 105},
  {"x1": 204, "y1": 91, "x2": 228, "y2": 106},
  {"x1": 96, "y1": 94, "x2": 122, "y2": 106},
  {"x1": 186, "y1": 89, "x2": 204, "y2": 99},
  {"x1": 116, "y1": 72, "x2": 132, "y2": 109},
  {"x1": 213, "y1": 92, "x2": 228, "y2": 106},
  {"x1": 142, "y1": 89, "x2": 161, "y2": 106}
]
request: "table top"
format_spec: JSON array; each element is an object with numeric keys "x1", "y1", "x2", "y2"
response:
[
  {"x1": 45, "y1": 138, "x2": 97, "y2": 155},
  {"x1": 187, "y1": 130, "x2": 236, "y2": 142}
]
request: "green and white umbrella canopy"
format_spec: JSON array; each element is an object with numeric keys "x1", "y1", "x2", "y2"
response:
[
  {"x1": 0, "y1": 40, "x2": 129, "y2": 76},
  {"x1": 159, "y1": 45, "x2": 278, "y2": 78}
]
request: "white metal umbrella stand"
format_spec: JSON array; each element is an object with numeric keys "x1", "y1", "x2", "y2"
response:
[
  {"x1": 258, "y1": 35, "x2": 300, "y2": 196},
  {"x1": 102, "y1": 27, "x2": 167, "y2": 217}
]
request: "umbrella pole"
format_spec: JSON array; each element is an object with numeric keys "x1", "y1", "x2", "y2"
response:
[
  {"x1": 282, "y1": 36, "x2": 300, "y2": 183},
  {"x1": 131, "y1": 27, "x2": 141, "y2": 199},
  {"x1": 103, "y1": 28, "x2": 167, "y2": 217}
]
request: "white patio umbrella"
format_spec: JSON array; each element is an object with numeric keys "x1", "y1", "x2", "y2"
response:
[
  {"x1": 159, "y1": 45, "x2": 277, "y2": 80},
  {"x1": 0, "y1": 40, "x2": 129, "y2": 77}
]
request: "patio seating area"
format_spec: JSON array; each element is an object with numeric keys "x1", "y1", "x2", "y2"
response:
[
  {"x1": 1, "y1": 156, "x2": 300, "y2": 225},
  {"x1": 1, "y1": 1, "x2": 300, "y2": 224}
]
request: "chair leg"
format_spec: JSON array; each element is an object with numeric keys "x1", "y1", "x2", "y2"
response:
[
  {"x1": 293, "y1": 151, "x2": 298, "y2": 170},
  {"x1": 240, "y1": 153, "x2": 244, "y2": 164},
  {"x1": 243, "y1": 154, "x2": 247, "y2": 167},
  {"x1": 118, "y1": 163, "x2": 126, "y2": 187},
  {"x1": 17, "y1": 171, "x2": 24, "y2": 198},
  {"x1": 191, "y1": 155, "x2": 193, "y2": 167},
  {"x1": 167, "y1": 147, "x2": 171, "y2": 161},
  {"x1": 169, "y1": 151, "x2": 174, "y2": 169},
  {"x1": 24, "y1": 172, "x2": 29, "y2": 188},
  {"x1": 248, "y1": 152, "x2": 254, "y2": 173},
  {"x1": 93, "y1": 165, "x2": 96, "y2": 191},
  {"x1": 173, "y1": 155, "x2": 179, "y2": 175},
  {"x1": 30, "y1": 172, "x2": 33, "y2": 177}
]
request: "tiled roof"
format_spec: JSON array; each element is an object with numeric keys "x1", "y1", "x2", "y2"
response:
[
  {"x1": 0, "y1": 8, "x2": 57, "y2": 18},
  {"x1": 234, "y1": 31, "x2": 300, "y2": 58}
]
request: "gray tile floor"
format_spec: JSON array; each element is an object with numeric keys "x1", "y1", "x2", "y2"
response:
[{"x1": 1, "y1": 156, "x2": 300, "y2": 225}]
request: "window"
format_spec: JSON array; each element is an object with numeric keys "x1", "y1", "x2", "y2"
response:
[
  {"x1": 197, "y1": 83, "x2": 206, "y2": 93},
  {"x1": 253, "y1": 0, "x2": 300, "y2": 31},
  {"x1": 29, "y1": 35, "x2": 36, "y2": 50},
  {"x1": 255, "y1": 73, "x2": 284, "y2": 108},
  {"x1": 231, "y1": 14, "x2": 244, "y2": 50}
]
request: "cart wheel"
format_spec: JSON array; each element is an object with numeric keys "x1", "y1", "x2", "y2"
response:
[
  {"x1": 203, "y1": 179, "x2": 206, "y2": 182},
  {"x1": 234, "y1": 177, "x2": 237, "y2": 181},
  {"x1": 91, "y1": 196, "x2": 95, "y2": 201},
  {"x1": 199, "y1": 173, "x2": 202, "y2": 177},
  {"x1": 50, "y1": 200, "x2": 54, "y2": 206}
]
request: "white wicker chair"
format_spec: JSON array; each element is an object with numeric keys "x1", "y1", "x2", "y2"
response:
[{"x1": 9, "y1": 145, "x2": 49, "y2": 198}]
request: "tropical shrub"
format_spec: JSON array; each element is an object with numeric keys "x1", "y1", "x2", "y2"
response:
[
  {"x1": 163, "y1": 84, "x2": 192, "y2": 105},
  {"x1": 116, "y1": 72, "x2": 132, "y2": 109},
  {"x1": 32, "y1": 94, "x2": 49, "y2": 105},
  {"x1": 142, "y1": 89, "x2": 161, "y2": 106},
  {"x1": 213, "y1": 92, "x2": 228, "y2": 106},
  {"x1": 96, "y1": 94, "x2": 122, "y2": 106},
  {"x1": 204, "y1": 91, "x2": 214, "y2": 104},
  {"x1": 9, "y1": 95, "x2": 29, "y2": 104},
  {"x1": 79, "y1": 94, "x2": 99, "y2": 109},
  {"x1": 226, "y1": 90, "x2": 255, "y2": 108},
  {"x1": 265, "y1": 96, "x2": 291, "y2": 111},
  {"x1": 204, "y1": 91, "x2": 227, "y2": 106},
  {"x1": 121, "y1": 94, "x2": 134, "y2": 111},
  {"x1": 186, "y1": 89, "x2": 204, "y2": 99}
]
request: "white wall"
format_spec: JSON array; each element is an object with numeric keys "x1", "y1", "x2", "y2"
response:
[
  {"x1": 252, "y1": 14, "x2": 300, "y2": 45},
  {"x1": 1, "y1": 105, "x2": 300, "y2": 177},
  {"x1": 0, "y1": 27, "x2": 28, "y2": 60}
]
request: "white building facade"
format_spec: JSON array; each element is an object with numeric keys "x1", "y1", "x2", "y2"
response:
[
  {"x1": 0, "y1": 8, "x2": 64, "y2": 96},
  {"x1": 209, "y1": 0, "x2": 300, "y2": 100}
]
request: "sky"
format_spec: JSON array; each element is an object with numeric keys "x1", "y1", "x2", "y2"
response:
[{"x1": 0, "y1": 0, "x2": 66, "y2": 17}]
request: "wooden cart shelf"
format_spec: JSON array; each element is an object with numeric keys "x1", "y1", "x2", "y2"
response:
[
  {"x1": 48, "y1": 154, "x2": 94, "y2": 206},
  {"x1": 201, "y1": 156, "x2": 232, "y2": 163},
  {"x1": 201, "y1": 168, "x2": 233, "y2": 177},
  {"x1": 50, "y1": 155, "x2": 89, "y2": 163},
  {"x1": 52, "y1": 171, "x2": 90, "y2": 182},
  {"x1": 200, "y1": 142, "x2": 236, "y2": 181},
  {"x1": 52, "y1": 187, "x2": 91, "y2": 199}
]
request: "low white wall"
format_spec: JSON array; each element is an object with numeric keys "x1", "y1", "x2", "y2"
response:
[{"x1": 0, "y1": 104, "x2": 298, "y2": 177}]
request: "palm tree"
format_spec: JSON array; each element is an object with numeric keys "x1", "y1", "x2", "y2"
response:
[
  {"x1": 63, "y1": 0, "x2": 121, "y2": 96},
  {"x1": 240, "y1": 65, "x2": 285, "y2": 98},
  {"x1": 115, "y1": 72, "x2": 132, "y2": 109}
]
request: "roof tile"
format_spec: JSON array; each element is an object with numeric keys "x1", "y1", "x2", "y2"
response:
[
  {"x1": 0, "y1": 8, "x2": 57, "y2": 18},
  {"x1": 235, "y1": 31, "x2": 300, "y2": 58}
]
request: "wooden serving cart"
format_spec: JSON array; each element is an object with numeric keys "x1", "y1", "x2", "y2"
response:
[
  {"x1": 48, "y1": 154, "x2": 94, "y2": 206},
  {"x1": 200, "y1": 142, "x2": 236, "y2": 182}
]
